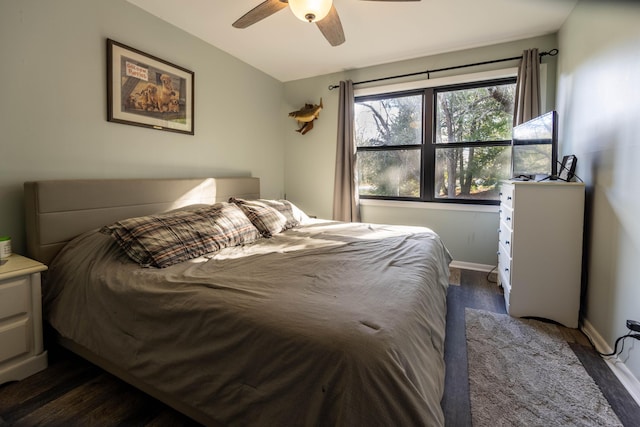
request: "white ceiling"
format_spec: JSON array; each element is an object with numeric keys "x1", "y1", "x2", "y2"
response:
[{"x1": 126, "y1": 0, "x2": 577, "y2": 82}]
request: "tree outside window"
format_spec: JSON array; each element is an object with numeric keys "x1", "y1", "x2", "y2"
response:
[
  {"x1": 355, "y1": 93, "x2": 422, "y2": 198},
  {"x1": 355, "y1": 78, "x2": 515, "y2": 204}
]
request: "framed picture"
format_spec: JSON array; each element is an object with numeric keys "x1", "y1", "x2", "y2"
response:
[
  {"x1": 558, "y1": 155, "x2": 577, "y2": 181},
  {"x1": 107, "y1": 39, "x2": 194, "y2": 135}
]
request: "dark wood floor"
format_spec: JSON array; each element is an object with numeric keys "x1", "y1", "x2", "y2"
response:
[
  {"x1": 0, "y1": 347, "x2": 199, "y2": 427},
  {"x1": 1, "y1": 269, "x2": 638, "y2": 426}
]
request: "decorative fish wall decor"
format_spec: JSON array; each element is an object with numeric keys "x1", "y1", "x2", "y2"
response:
[{"x1": 289, "y1": 98, "x2": 323, "y2": 135}]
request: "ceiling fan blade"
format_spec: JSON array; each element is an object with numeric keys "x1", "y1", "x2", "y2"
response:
[
  {"x1": 233, "y1": 0, "x2": 288, "y2": 29},
  {"x1": 316, "y1": 5, "x2": 345, "y2": 47}
]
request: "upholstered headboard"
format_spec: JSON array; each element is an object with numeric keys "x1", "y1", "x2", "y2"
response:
[{"x1": 24, "y1": 177, "x2": 260, "y2": 265}]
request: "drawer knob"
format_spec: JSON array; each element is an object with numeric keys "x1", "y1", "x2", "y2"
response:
[
  {"x1": 505, "y1": 240, "x2": 510, "y2": 245},
  {"x1": 506, "y1": 217, "x2": 511, "y2": 221},
  {"x1": 504, "y1": 267, "x2": 509, "y2": 272},
  {"x1": 507, "y1": 196, "x2": 512, "y2": 200}
]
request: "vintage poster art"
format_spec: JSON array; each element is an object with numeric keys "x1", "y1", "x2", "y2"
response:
[{"x1": 107, "y1": 39, "x2": 194, "y2": 135}]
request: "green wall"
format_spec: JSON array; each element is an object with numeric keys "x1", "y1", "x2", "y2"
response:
[
  {"x1": 557, "y1": 0, "x2": 640, "y2": 386},
  {"x1": 0, "y1": 0, "x2": 286, "y2": 254}
]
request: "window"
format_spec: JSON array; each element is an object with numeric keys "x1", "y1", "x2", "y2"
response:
[{"x1": 355, "y1": 78, "x2": 516, "y2": 204}]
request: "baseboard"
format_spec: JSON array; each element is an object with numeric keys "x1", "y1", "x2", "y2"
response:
[
  {"x1": 582, "y1": 318, "x2": 640, "y2": 407},
  {"x1": 450, "y1": 260, "x2": 496, "y2": 273}
]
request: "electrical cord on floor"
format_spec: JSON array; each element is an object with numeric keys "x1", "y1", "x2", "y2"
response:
[
  {"x1": 486, "y1": 264, "x2": 498, "y2": 284},
  {"x1": 597, "y1": 333, "x2": 640, "y2": 357},
  {"x1": 582, "y1": 327, "x2": 640, "y2": 358}
]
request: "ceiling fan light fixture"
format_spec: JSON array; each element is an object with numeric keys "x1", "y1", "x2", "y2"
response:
[{"x1": 289, "y1": 0, "x2": 333, "y2": 23}]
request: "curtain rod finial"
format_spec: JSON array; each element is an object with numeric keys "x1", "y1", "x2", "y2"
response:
[{"x1": 540, "y1": 48, "x2": 559, "y2": 58}]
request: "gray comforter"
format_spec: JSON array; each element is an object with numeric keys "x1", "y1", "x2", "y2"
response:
[{"x1": 44, "y1": 220, "x2": 451, "y2": 426}]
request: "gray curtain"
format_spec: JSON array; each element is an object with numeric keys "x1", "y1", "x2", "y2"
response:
[
  {"x1": 513, "y1": 48, "x2": 540, "y2": 125},
  {"x1": 332, "y1": 80, "x2": 360, "y2": 222}
]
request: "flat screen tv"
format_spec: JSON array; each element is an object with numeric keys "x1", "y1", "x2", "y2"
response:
[{"x1": 511, "y1": 111, "x2": 558, "y2": 180}]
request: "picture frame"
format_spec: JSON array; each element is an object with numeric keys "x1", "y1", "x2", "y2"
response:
[
  {"x1": 558, "y1": 155, "x2": 577, "y2": 181},
  {"x1": 107, "y1": 39, "x2": 194, "y2": 135}
]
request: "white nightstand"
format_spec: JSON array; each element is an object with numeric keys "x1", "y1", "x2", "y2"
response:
[{"x1": 0, "y1": 254, "x2": 48, "y2": 384}]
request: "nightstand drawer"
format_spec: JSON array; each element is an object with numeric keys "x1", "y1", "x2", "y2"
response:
[
  {"x1": 0, "y1": 255, "x2": 48, "y2": 384},
  {"x1": 0, "y1": 277, "x2": 30, "y2": 320},
  {"x1": 0, "y1": 319, "x2": 29, "y2": 363}
]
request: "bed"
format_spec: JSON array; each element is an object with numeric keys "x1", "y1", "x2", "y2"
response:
[{"x1": 24, "y1": 177, "x2": 451, "y2": 426}]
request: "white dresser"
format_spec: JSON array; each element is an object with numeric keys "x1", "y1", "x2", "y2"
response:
[
  {"x1": 497, "y1": 181, "x2": 585, "y2": 328},
  {"x1": 0, "y1": 254, "x2": 48, "y2": 384}
]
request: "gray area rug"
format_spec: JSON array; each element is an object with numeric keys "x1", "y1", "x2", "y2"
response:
[{"x1": 465, "y1": 308, "x2": 622, "y2": 426}]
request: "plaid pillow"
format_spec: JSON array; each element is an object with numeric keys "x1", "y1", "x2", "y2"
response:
[
  {"x1": 253, "y1": 199, "x2": 301, "y2": 230},
  {"x1": 101, "y1": 203, "x2": 261, "y2": 268},
  {"x1": 230, "y1": 198, "x2": 288, "y2": 237}
]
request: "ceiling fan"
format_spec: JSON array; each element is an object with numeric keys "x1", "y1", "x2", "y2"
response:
[{"x1": 233, "y1": 0, "x2": 421, "y2": 47}]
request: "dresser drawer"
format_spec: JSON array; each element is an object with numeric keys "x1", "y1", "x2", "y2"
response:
[
  {"x1": 0, "y1": 277, "x2": 30, "y2": 320},
  {"x1": 499, "y1": 204, "x2": 514, "y2": 230},
  {"x1": 498, "y1": 242, "x2": 512, "y2": 291},
  {"x1": 501, "y1": 272, "x2": 511, "y2": 314},
  {"x1": 0, "y1": 319, "x2": 30, "y2": 363},
  {"x1": 498, "y1": 220, "x2": 513, "y2": 258},
  {"x1": 499, "y1": 184, "x2": 514, "y2": 209}
]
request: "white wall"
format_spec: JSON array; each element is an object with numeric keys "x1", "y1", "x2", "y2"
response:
[
  {"x1": 557, "y1": 1, "x2": 640, "y2": 383},
  {"x1": 283, "y1": 35, "x2": 558, "y2": 266},
  {"x1": 0, "y1": 0, "x2": 286, "y2": 254}
]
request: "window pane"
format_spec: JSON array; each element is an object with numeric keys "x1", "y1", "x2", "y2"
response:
[
  {"x1": 436, "y1": 83, "x2": 515, "y2": 143},
  {"x1": 357, "y1": 149, "x2": 421, "y2": 197},
  {"x1": 355, "y1": 94, "x2": 422, "y2": 147},
  {"x1": 434, "y1": 146, "x2": 511, "y2": 201}
]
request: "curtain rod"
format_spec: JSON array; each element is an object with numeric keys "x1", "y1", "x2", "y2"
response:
[{"x1": 327, "y1": 48, "x2": 558, "y2": 90}]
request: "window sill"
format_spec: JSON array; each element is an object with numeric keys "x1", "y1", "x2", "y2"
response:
[{"x1": 359, "y1": 198, "x2": 499, "y2": 213}]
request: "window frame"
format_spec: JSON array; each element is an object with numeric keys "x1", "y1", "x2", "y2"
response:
[
  {"x1": 354, "y1": 89, "x2": 426, "y2": 201},
  {"x1": 355, "y1": 71, "x2": 519, "y2": 206}
]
